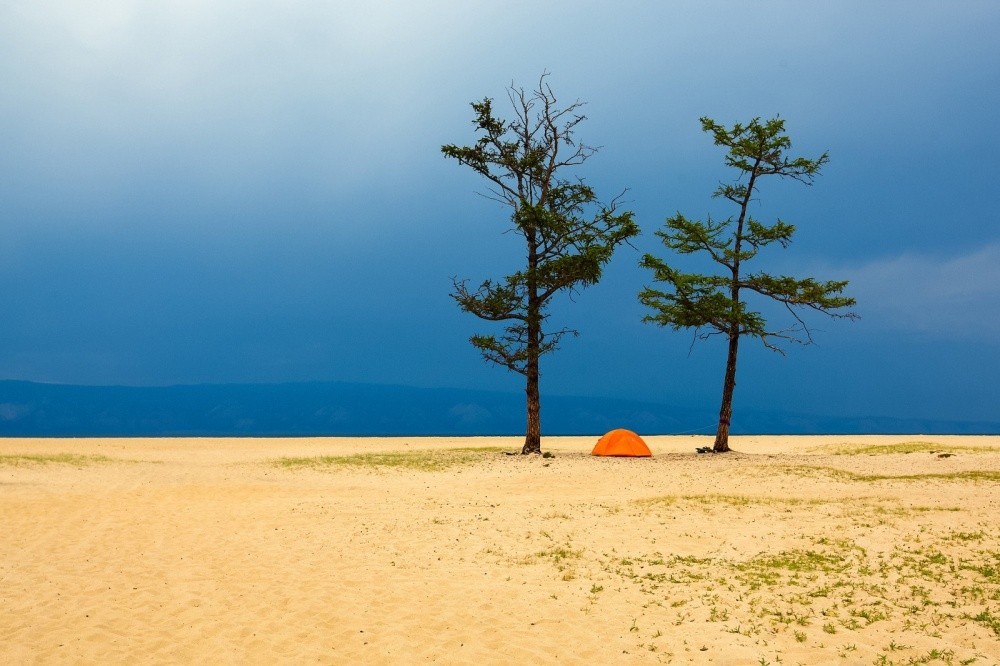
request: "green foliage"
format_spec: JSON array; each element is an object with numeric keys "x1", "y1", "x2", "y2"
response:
[{"x1": 640, "y1": 116, "x2": 855, "y2": 352}]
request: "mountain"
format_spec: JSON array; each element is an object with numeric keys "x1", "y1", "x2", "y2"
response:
[{"x1": 0, "y1": 380, "x2": 996, "y2": 437}]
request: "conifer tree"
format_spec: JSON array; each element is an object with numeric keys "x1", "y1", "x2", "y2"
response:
[
  {"x1": 443, "y1": 76, "x2": 638, "y2": 454},
  {"x1": 640, "y1": 117, "x2": 856, "y2": 452}
]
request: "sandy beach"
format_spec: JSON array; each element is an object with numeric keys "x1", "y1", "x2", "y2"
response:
[{"x1": 2, "y1": 435, "x2": 998, "y2": 664}]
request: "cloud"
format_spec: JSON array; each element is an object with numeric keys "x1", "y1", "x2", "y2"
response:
[
  {"x1": 0, "y1": 1, "x2": 496, "y2": 228},
  {"x1": 843, "y1": 244, "x2": 1000, "y2": 338}
]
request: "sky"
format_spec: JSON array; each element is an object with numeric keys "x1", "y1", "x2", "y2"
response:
[{"x1": 2, "y1": 1, "x2": 999, "y2": 427}]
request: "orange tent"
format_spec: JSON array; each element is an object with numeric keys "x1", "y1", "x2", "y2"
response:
[{"x1": 591, "y1": 429, "x2": 652, "y2": 457}]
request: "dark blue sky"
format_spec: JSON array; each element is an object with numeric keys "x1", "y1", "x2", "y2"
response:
[{"x1": 2, "y1": 2, "x2": 998, "y2": 426}]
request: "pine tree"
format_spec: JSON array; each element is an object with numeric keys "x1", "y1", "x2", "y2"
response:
[
  {"x1": 443, "y1": 76, "x2": 638, "y2": 454},
  {"x1": 640, "y1": 117, "x2": 856, "y2": 452}
]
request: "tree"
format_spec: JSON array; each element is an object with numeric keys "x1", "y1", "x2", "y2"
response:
[
  {"x1": 442, "y1": 76, "x2": 639, "y2": 454},
  {"x1": 639, "y1": 116, "x2": 856, "y2": 452}
]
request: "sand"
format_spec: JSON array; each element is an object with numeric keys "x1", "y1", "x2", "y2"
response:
[{"x1": 2, "y1": 434, "x2": 999, "y2": 664}]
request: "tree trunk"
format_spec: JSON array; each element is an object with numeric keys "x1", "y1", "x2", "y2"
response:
[
  {"x1": 714, "y1": 330, "x2": 739, "y2": 452},
  {"x1": 522, "y1": 225, "x2": 542, "y2": 455},
  {"x1": 522, "y1": 281, "x2": 542, "y2": 454},
  {"x1": 713, "y1": 164, "x2": 756, "y2": 453},
  {"x1": 522, "y1": 359, "x2": 541, "y2": 454}
]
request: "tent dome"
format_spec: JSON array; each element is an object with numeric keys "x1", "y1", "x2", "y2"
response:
[{"x1": 591, "y1": 429, "x2": 652, "y2": 457}]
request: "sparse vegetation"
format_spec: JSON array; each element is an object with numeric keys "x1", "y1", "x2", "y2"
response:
[{"x1": 488, "y1": 465, "x2": 1000, "y2": 664}]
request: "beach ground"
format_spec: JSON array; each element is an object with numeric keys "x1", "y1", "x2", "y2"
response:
[{"x1": 2, "y1": 435, "x2": 999, "y2": 664}]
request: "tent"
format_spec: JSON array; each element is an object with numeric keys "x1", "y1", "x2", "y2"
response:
[{"x1": 591, "y1": 429, "x2": 652, "y2": 457}]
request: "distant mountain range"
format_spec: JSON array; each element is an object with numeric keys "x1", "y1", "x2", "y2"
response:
[{"x1": 0, "y1": 380, "x2": 996, "y2": 437}]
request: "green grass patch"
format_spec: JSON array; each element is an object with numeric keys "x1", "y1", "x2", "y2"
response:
[
  {"x1": 274, "y1": 446, "x2": 505, "y2": 472},
  {"x1": 816, "y1": 441, "x2": 995, "y2": 455},
  {"x1": 637, "y1": 494, "x2": 824, "y2": 508},
  {"x1": 958, "y1": 551, "x2": 1000, "y2": 584},
  {"x1": 968, "y1": 608, "x2": 1000, "y2": 637},
  {"x1": 776, "y1": 465, "x2": 1000, "y2": 484},
  {"x1": 740, "y1": 549, "x2": 851, "y2": 575},
  {"x1": 0, "y1": 453, "x2": 118, "y2": 467},
  {"x1": 537, "y1": 544, "x2": 583, "y2": 564}
]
